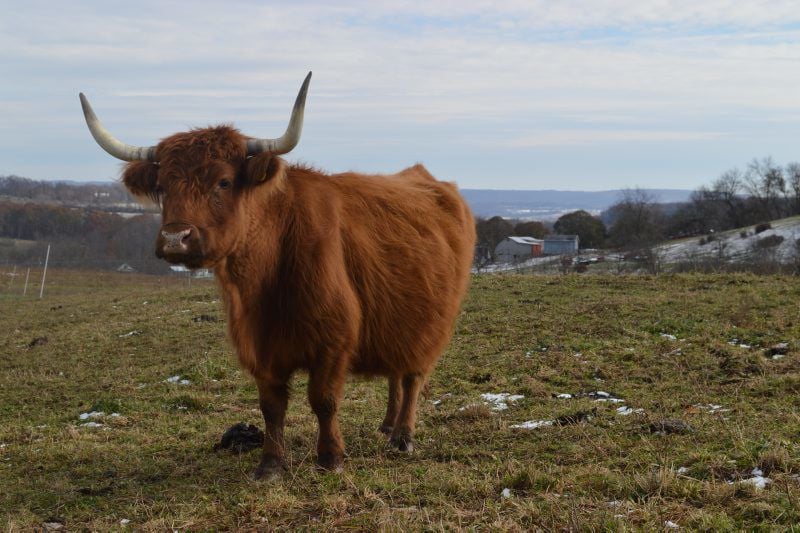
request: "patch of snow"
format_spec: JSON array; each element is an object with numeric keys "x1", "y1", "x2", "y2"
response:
[
  {"x1": 664, "y1": 520, "x2": 680, "y2": 529},
  {"x1": 80, "y1": 421, "x2": 104, "y2": 428},
  {"x1": 165, "y1": 375, "x2": 191, "y2": 385},
  {"x1": 118, "y1": 330, "x2": 141, "y2": 338},
  {"x1": 616, "y1": 406, "x2": 644, "y2": 416},
  {"x1": 480, "y1": 393, "x2": 524, "y2": 411},
  {"x1": 728, "y1": 468, "x2": 772, "y2": 489},
  {"x1": 695, "y1": 403, "x2": 730, "y2": 413},
  {"x1": 556, "y1": 393, "x2": 573, "y2": 399},
  {"x1": 510, "y1": 419, "x2": 553, "y2": 429},
  {"x1": 594, "y1": 391, "x2": 610, "y2": 398},
  {"x1": 573, "y1": 352, "x2": 583, "y2": 357},
  {"x1": 772, "y1": 354, "x2": 786, "y2": 360},
  {"x1": 660, "y1": 333, "x2": 677, "y2": 341},
  {"x1": 501, "y1": 488, "x2": 511, "y2": 498},
  {"x1": 658, "y1": 218, "x2": 800, "y2": 266},
  {"x1": 177, "y1": 406, "x2": 188, "y2": 410},
  {"x1": 120, "y1": 519, "x2": 131, "y2": 526},
  {"x1": 79, "y1": 411, "x2": 104, "y2": 420},
  {"x1": 137, "y1": 383, "x2": 147, "y2": 389},
  {"x1": 677, "y1": 466, "x2": 689, "y2": 474}
]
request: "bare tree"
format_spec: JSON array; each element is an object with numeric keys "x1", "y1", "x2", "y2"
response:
[
  {"x1": 745, "y1": 157, "x2": 787, "y2": 220},
  {"x1": 785, "y1": 162, "x2": 800, "y2": 216},
  {"x1": 607, "y1": 189, "x2": 665, "y2": 250}
]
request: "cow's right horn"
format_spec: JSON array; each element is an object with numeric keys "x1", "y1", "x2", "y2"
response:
[
  {"x1": 246, "y1": 71, "x2": 312, "y2": 156},
  {"x1": 79, "y1": 93, "x2": 157, "y2": 162}
]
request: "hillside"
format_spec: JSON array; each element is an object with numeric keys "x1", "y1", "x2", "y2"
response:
[{"x1": 658, "y1": 216, "x2": 800, "y2": 265}]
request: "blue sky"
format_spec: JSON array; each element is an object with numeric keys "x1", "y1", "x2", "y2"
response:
[{"x1": 3, "y1": 0, "x2": 800, "y2": 190}]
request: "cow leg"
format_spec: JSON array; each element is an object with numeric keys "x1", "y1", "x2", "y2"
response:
[
  {"x1": 253, "y1": 378, "x2": 289, "y2": 480},
  {"x1": 308, "y1": 363, "x2": 347, "y2": 472},
  {"x1": 389, "y1": 373, "x2": 424, "y2": 453},
  {"x1": 379, "y1": 375, "x2": 402, "y2": 435}
]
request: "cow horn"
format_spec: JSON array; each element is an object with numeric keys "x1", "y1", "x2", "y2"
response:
[
  {"x1": 246, "y1": 71, "x2": 312, "y2": 156},
  {"x1": 79, "y1": 93, "x2": 157, "y2": 162}
]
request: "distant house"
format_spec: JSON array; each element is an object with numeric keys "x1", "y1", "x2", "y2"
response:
[
  {"x1": 543, "y1": 234, "x2": 579, "y2": 255},
  {"x1": 494, "y1": 236, "x2": 544, "y2": 263}
]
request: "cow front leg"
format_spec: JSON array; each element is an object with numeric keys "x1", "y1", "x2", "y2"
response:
[
  {"x1": 254, "y1": 378, "x2": 289, "y2": 480},
  {"x1": 307, "y1": 363, "x2": 347, "y2": 472},
  {"x1": 389, "y1": 374, "x2": 424, "y2": 453},
  {"x1": 379, "y1": 374, "x2": 402, "y2": 435}
]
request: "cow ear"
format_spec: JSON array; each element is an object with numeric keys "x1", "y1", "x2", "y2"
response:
[
  {"x1": 246, "y1": 153, "x2": 285, "y2": 185},
  {"x1": 122, "y1": 161, "x2": 159, "y2": 205}
]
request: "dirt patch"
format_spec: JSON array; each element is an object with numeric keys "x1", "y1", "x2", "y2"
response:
[
  {"x1": 555, "y1": 409, "x2": 596, "y2": 426},
  {"x1": 28, "y1": 336, "x2": 48, "y2": 348},
  {"x1": 648, "y1": 419, "x2": 694, "y2": 435}
]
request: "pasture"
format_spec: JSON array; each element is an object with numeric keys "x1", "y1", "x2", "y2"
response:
[{"x1": 1, "y1": 270, "x2": 799, "y2": 530}]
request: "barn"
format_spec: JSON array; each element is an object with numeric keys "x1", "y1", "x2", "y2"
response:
[
  {"x1": 543, "y1": 234, "x2": 579, "y2": 255},
  {"x1": 494, "y1": 236, "x2": 544, "y2": 263}
]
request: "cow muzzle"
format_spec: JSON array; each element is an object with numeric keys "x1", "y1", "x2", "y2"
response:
[{"x1": 156, "y1": 223, "x2": 204, "y2": 265}]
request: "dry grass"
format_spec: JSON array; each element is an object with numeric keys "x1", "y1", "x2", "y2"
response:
[{"x1": 1, "y1": 269, "x2": 800, "y2": 530}]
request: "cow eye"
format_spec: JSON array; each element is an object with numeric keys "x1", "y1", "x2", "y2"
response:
[{"x1": 218, "y1": 179, "x2": 232, "y2": 190}]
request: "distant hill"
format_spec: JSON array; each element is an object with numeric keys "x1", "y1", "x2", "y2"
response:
[
  {"x1": 461, "y1": 189, "x2": 693, "y2": 220},
  {"x1": 1, "y1": 175, "x2": 694, "y2": 221}
]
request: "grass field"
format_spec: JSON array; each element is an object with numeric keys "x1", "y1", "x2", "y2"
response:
[{"x1": 1, "y1": 270, "x2": 799, "y2": 530}]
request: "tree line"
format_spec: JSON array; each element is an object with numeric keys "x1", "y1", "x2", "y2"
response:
[
  {"x1": 0, "y1": 175, "x2": 135, "y2": 206},
  {"x1": 476, "y1": 156, "x2": 800, "y2": 260},
  {"x1": 0, "y1": 201, "x2": 168, "y2": 274}
]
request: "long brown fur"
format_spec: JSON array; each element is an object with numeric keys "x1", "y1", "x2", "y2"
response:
[{"x1": 121, "y1": 126, "x2": 475, "y2": 475}]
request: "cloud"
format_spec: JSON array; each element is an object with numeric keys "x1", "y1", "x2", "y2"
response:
[
  {"x1": 509, "y1": 130, "x2": 727, "y2": 147},
  {"x1": 2, "y1": 0, "x2": 800, "y2": 188}
]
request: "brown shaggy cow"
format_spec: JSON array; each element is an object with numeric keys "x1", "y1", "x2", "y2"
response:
[{"x1": 80, "y1": 73, "x2": 475, "y2": 478}]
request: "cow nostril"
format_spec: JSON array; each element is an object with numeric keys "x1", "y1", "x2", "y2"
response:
[{"x1": 161, "y1": 227, "x2": 194, "y2": 252}]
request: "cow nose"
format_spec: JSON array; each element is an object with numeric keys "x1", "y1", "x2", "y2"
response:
[{"x1": 161, "y1": 227, "x2": 192, "y2": 254}]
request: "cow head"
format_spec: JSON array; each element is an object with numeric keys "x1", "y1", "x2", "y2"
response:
[{"x1": 79, "y1": 73, "x2": 311, "y2": 268}]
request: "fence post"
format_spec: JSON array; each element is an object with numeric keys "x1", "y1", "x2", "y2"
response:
[
  {"x1": 7, "y1": 265, "x2": 16, "y2": 290},
  {"x1": 23, "y1": 267, "x2": 30, "y2": 296},
  {"x1": 39, "y1": 244, "x2": 50, "y2": 299}
]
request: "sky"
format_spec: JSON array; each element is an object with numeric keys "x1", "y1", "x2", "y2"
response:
[{"x1": 2, "y1": 0, "x2": 800, "y2": 190}]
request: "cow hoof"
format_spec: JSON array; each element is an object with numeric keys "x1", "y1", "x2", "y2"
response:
[
  {"x1": 389, "y1": 435, "x2": 414, "y2": 453},
  {"x1": 254, "y1": 457, "x2": 287, "y2": 481},
  {"x1": 378, "y1": 424, "x2": 393, "y2": 436},
  {"x1": 317, "y1": 453, "x2": 344, "y2": 473}
]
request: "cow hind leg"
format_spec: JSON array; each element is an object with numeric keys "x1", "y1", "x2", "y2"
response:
[
  {"x1": 389, "y1": 373, "x2": 424, "y2": 453},
  {"x1": 308, "y1": 362, "x2": 348, "y2": 472},
  {"x1": 254, "y1": 378, "x2": 290, "y2": 480},
  {"x1": 379, "y1": 375, "x2": 402, "y2": 435}
]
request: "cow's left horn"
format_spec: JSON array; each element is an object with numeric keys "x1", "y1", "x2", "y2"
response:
[
  {"x1": 246, "y1": 71, "x2": 312, "y2": 156},
  {"x1": 79, "y1": 93, "x2": 157, "y2": 162}
]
